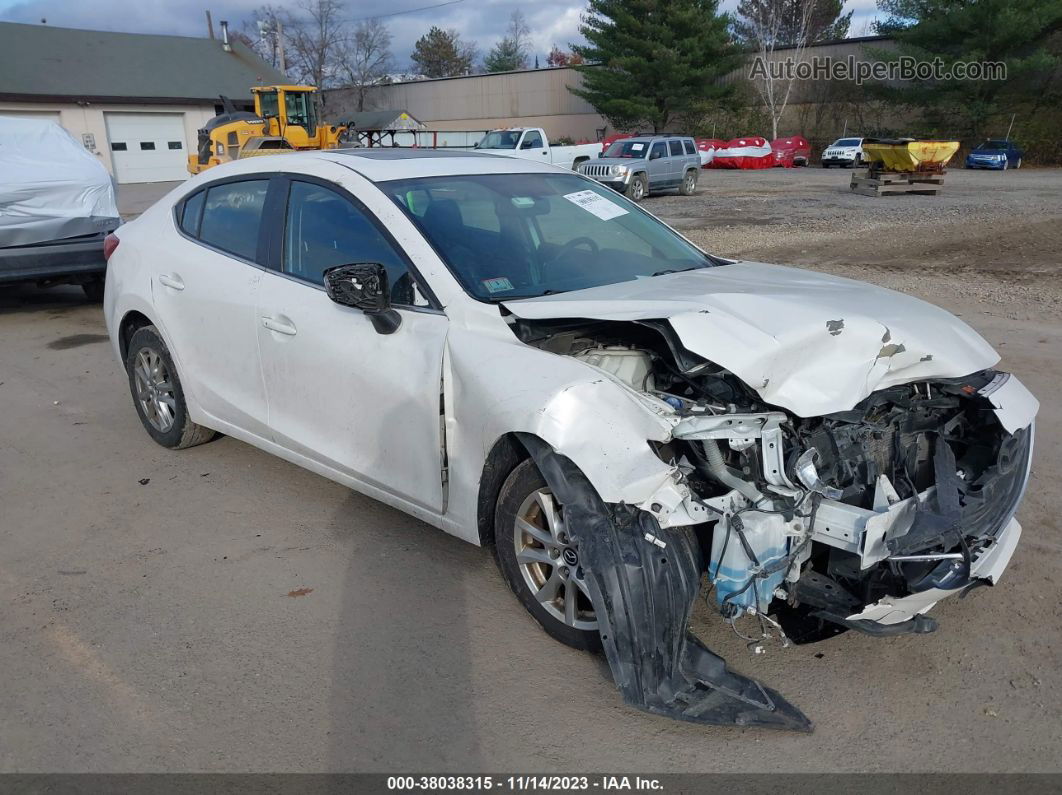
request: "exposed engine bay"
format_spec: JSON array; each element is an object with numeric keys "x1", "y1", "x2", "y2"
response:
[{"x1": 513, "y1": 316, "x2": 1034, "y2": 649}]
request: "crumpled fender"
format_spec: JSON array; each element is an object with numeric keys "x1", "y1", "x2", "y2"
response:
[
  {"x1": 443, "y1": 328, "x2": 689, "y2": 542},
  {"x1": 519, "y1": 434, "x2": 813, "y2": 732}
]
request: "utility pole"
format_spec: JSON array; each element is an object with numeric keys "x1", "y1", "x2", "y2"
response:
[
  {"x1": 205, "y1": 9, "x2": 215, "y2": 39},
  {"x1": 276, "y1": 20, "x2": 287, "y2": 74}
]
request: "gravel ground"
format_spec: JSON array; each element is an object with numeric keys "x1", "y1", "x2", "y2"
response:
[{"x1": 0, "y1": 167, "x2": 1059, "y2": 773}]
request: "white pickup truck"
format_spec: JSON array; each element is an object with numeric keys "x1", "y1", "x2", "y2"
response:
[{"x1": 475, "y1": 127, "x2": 603, "y2": 170}]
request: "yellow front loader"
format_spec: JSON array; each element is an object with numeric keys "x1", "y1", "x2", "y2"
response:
[{"x1": 188, "y1": 86, "x2": 345, "y2": 175}]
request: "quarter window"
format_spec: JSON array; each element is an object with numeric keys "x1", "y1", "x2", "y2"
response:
[
  {"x1": 198, "y1": 180, "x2": 269, "y2": 262},
  {"x1": 283, "y1": 181, "x2": 428, "y2": 307},
  {"x1": 179, "y1": 191, "x2": 205, "y2": 236},
  {"x1": 668, "y1": 140, "x2": 683, "y2": 156},
  {"x1": 683, "y1": 139, "x2": 695, "y2": 155}
]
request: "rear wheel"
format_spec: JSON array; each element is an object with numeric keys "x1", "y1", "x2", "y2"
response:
[
  {"x1": 494, "y1": 459, "x2": 601, "y2": 651},
  {"x1": 679, "y1": 169, "x2": 698, "y2": 196},
  {"x1": 82, "y1": 276, "x2": 105, "y2": 302},
  {"x1": 625, "y1": 173, "x2": 647, "y2": 202},
  {"x1": 125, "y1": 325, "x2": 215, "y2": 449}
]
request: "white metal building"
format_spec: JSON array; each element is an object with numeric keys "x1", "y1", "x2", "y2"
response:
[{"x1": 0, "y1": 22, "x2": 288, "y2": 184}]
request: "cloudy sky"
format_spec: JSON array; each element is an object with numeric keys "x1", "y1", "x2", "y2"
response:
[{"x1": 0, "y1": 0, "x2": 883, "y2": 70}]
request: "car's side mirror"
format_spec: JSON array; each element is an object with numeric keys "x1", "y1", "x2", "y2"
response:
[
  {"x1": 521, "y1": 140, "x2": 534, "y2": 150},
  {"x1": 650, "y1": 150, "x2": 662, "y2": 160},
  {"x1": 323, "y1": 263, "x2": 401, "y2": 335}
]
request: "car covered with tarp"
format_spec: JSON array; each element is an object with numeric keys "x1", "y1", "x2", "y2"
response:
[{"x1": 0, "y1": 117, "x2": 119, "y2": 298}]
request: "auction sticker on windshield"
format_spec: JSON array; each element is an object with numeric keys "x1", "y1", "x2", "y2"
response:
[{"x1": 564, "y1": 190, "x2": 629, "y2": 221}]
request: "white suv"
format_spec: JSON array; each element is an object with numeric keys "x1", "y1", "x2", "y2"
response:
[{"x1": 821, "y1": 137, "x2": 864, "y2": 168}]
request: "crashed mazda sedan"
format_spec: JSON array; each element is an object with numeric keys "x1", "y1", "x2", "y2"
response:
[{"x1": 104, "y1": 150, "x2": 1037, "y2": 731}]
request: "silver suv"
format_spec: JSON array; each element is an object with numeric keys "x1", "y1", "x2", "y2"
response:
[{"x1": 578, "y1": 135, "x2": 700, "y2": 201}]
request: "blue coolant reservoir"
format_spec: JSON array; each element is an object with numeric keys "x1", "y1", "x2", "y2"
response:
[{"x1": 709, "y1": 511, "x2": 791, "y2": 616}]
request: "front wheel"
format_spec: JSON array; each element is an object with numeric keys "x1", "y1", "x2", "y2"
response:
[
  {"x1": 679, "y1": 169, "x2": 698, "y2": 196},
  {"x1": 494, "y1": 459, "x2": 601, "y2": 651},
  {"x1": 125, "y1": 325, "x2": 216, "y2": 449},
  {"x1": 1015, "y1": 157, "x2": 1022, "y2": 169},
  {"x1": 625, "y1": 173, "x2": 647, "y2": 202}
]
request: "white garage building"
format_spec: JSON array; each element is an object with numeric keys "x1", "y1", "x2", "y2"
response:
[{"x1": 0, "y1": 22, "x2": 288, "y2": 184}]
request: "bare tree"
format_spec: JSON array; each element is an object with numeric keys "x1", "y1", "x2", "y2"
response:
[
  {"x1": 341, "y1": 18, "x2": 395, "y2": 111},
  {"x1": 745, "y1": 0, "x2": 818, "y2": 139},
  {"x1": 284, "y1": 0, "x2": 348, "y2": 87},
  {"x1": 242, "y1": 5, "x2": 289, "y2": 71}
]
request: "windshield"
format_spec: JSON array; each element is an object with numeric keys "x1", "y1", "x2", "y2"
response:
[
  {"x1": 383, "y1": 173, "x2": 716, "y2": 301},
  {"x1": 977, "y1": 141, "x2": 1007, "y2": 150},
  {"x1": 478, "y1": 131, "x2": 521, "y2": 150},
  {"x1": 834, "y1": 138, "x2": 861, "y2": 147},
  {"x1": 604, "y1": 140, "x2": 650, "y2": 158}
]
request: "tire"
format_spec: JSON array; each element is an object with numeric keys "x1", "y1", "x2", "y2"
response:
[
  {"x1": 494, "y1": 458, "x2": 601, "y2": 651},
  {"x1": 1015, "y1": 157, "x2": 1022, "y2": 169},
  {"x1": 679, "y1": 169, "x2": 697, "y2": 196},
  {"x1": 82, "y1": 276, "x2": 105, "y2": 302},
  {"x1": 625, "y1": 173, "x2": 647, "y2": 202},
  {"x1": 125, "y1": 325, "x2": 215, "y2": 449},
  {"x1": 572, "y1": 157, "x2": 588, "y2": 172}
]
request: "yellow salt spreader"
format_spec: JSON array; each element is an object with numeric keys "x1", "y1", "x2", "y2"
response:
[{"x1": 851, "y1": 137, "x2": 960, "y2": 196}]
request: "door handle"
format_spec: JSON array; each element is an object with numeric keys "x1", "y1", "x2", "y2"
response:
[
  {"x1": 158, "y1": 273, "x2": 184, "y2": 291},
  {"x1": 261, "y1": 316, "x2": 297, "y2": 336}
]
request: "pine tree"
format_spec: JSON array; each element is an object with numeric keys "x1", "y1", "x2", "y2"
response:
[
  {"x1": 411, "y1": 26, "x2": 476, "y2": 78},
  {"x1": 571, "y1": 0, "x2": 740, "y2": 132},
  {"x1": 872, "y1": 0, "x2": 1062, "y2": 137}
]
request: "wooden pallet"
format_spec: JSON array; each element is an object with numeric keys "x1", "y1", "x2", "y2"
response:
[{"x1": 850, "y1": 169, "x2": 944, "y2": 196}]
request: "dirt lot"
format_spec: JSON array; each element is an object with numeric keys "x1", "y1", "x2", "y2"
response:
[{"x1": 1, "y1": 167, "x2": 1059, "y2": 772}]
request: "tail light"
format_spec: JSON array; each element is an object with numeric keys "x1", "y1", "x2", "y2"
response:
[{"x1": 103, "y1": 233, "x2": 119, "y2": 261}]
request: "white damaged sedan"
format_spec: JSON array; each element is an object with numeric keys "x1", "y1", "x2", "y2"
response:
[{"x1": 104, "y1": 150, "x2": 1038, "y2": 730}]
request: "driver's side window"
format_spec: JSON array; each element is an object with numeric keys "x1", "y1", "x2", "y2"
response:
[
  {"x1": 522, "y1": 131, "x2": 543, "y2": 150},
  {"x1": 282, "y1": 180, "x2": 430, "y2": 308},
  {"x1": 650, "y1": 142, "x2": 667, "y2": 160}
]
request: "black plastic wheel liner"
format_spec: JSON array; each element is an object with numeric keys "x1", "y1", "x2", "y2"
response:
[{"x1": 517, "y1": 434, "x2": 813, "y2": 732}]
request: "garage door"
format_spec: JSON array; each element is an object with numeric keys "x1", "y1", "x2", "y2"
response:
[{"x1": 105, "y1": 112, "x2": 188, "y2": 183}]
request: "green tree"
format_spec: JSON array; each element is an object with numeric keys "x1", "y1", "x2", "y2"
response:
[
  {"x1": 872, "y1": 0, "x2": 1062, "y2": 137},
  {"x1": 571, "y1": 0, "x2": 740, "y2": 132},
  {"x1": 484, "y1": 11, "x2": 533, "y2": 72},
  {"x1": 732, "y1": 0, "x2": 852, "y2": 46},
  {"x1": 411, "y1": 26, "x2": 476, "y2": 77}
]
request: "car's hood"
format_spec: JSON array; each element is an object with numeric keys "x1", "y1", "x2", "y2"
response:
[{"x1": 502, "y1": 261, "x2": 999, "y2": 417}]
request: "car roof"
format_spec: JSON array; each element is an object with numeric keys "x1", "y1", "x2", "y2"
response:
[{"x1": 185, "y1": 148, "x2": 573, "y2": 184}]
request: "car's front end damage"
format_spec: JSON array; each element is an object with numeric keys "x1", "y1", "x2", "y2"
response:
[{"x1": 497, "y1": 261, "x2": 1038, "y2": 731}]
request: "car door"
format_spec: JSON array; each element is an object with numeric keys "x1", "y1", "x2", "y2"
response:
[
  {"x1": 255, "y1": 175, "x2": 448, "y2": 511},
  {"x1": 647, "y1": 141, "x2": 669, "y2": 188},
  {"x1": 667, "y1": 139, "x2": 686, "y2": 185},
  {"x1": 520, "y1": 129, "x2": 548, "y2": 162},
  {"x1": 157, "y1": 177, "x2": 272, "y2": 437}
]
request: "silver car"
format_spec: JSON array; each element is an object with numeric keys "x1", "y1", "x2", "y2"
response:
[{"x1": 579, "y1": 136, "x2": 701, "y2": 201}]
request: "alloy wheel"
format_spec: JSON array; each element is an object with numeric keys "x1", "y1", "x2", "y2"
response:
[
  {"x1": 133, "y1": 347, "x2": 176, "y2": 433},
  {"x1": 513, "y1": 488, "x2": 597, "y2": 631}
]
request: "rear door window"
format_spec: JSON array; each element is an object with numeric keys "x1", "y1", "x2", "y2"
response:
[
  {"x1": 668, "y1": 140, "x2": 683, "y2": 156},
  {"x1": 198, "y1": 180, "x2": 269, "y2": 262}
]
